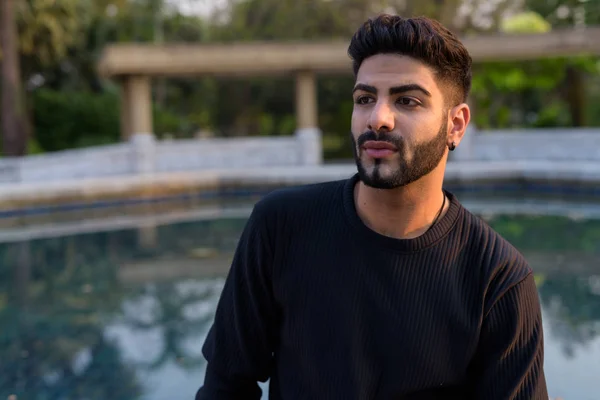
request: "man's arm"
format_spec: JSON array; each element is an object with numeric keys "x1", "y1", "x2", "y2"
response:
[
  {"x1": 469, "y1": 273, "x2": 548, "y2": 399},
  {"x1": 196, "y1": 201, "x2": 280, "y2": 400}
]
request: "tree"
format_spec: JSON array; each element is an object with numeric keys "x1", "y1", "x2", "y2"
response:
[
  {"x1": 524, "y1": 0, "x2": 600, "y2": 127},
  {"x1": 1, "y1": 0, "x2": 26, "y2": 156},
  {"x1": 1, "y1": 0, "x2": 88, "y2": 155}
]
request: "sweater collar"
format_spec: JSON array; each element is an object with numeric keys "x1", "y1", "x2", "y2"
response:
[{"x1": 342, "y1": 173, "x2": 462, "y2": 253}]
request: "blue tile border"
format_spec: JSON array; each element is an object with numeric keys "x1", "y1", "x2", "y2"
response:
[
  {"x1": 1, "y1": 180, "x2": 599, "y2": 220},
  {"x1": 446, "y1": 181, "x2": 600, "y2": 197},
  {"x1": 0, "y1": 187, "x2": 276, "y2": 219}
]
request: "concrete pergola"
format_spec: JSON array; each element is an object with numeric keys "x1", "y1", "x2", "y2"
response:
[{"x1": 97, "y1": 27, "x2": 600, "y2": 140}]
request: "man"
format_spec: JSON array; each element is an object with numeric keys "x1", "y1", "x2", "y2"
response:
[{"x1": 196, "y1": 14, "x2": 547, "y2": 399}]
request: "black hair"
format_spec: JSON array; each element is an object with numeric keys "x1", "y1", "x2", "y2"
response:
[{"x1": 348, "y1": 14, "x2": 472, "y2": 105}]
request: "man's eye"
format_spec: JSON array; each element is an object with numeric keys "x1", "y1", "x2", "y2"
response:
[
  {"x1": 397, "y1": 97, "x2": 419, "y2": 107},
  {"x1": 355, "y1": 96, "x2": 373, "y2": 105}
]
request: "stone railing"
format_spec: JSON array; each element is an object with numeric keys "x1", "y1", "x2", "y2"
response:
[
  {"x1": 0, "y1": 143, "x2": 132, "y2": 184},
  {"x1": 154, "y1": 136, "x2": 300, "y2": 173},
  {"x1": 451, "y1": 127, "x2": 600, "y2": 162},
  {"x1": 0, "y1": 128, "x2": 323, "y2": 184},
  {"x1": 0, "y1": 126, "x2": 597, "y2": 184}
]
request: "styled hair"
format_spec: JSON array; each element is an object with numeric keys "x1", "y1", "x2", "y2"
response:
[{"x1": 348, "y1": 14, "x2": 472, "y2": 106}]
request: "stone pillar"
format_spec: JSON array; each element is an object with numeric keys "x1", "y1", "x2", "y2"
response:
[
  {"x1": 130, "y1": 131, "x2": 156, "y2": 174},
  {"x1": 130, "y1": 75, "x2": 153, "y2": 135},
  {"x1": 296, "y1": 71, "x2": 318, "y2": 130},
  {"x1": 120, "y1": 78, "x2": 132, "y2": 140},
  {"x1": 294, "y1": 70, "x2": 322, "y2": 165},
  {"x1": 120, "y1": 75, "x2": 153, "y2": 139}
]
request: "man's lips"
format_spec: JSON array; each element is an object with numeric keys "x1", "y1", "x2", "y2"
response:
[
  {"x1": 361, "y1": 140, "x2": 398, "y2": 158},
  {"x1": 362, "y1": 140, "x2": 397, "y2": 150}
]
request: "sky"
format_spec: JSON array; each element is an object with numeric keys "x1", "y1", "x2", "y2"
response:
[{"x1": 164, "y1": 0, "x2": 229, "y2": 17}]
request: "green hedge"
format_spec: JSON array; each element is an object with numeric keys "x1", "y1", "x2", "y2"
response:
[
  {"x1": 31, "y1": 89, "x2": 191, "y2": 153},
  {"x1": 32, "y1": 89, "x2": 121, "y2": 152}
]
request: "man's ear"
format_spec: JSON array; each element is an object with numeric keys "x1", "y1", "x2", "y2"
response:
[{"x1": 447, "y1": 103, "x2": 470, "y2": 148}]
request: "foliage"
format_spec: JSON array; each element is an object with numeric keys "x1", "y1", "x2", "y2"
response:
[
  {"x1": 32, "y1": 89, "x2": 121, "y2": 151},
  {"x1": 0, "y1": 0, "x2": 84, "y2": 65},
  {"x1": 467, "y1": 9, "x2": 600, "y2": 129},
  {"x1": 525, "y1": 0, "x2": 600, "y2": 27},
  {"x1": 500, "y1": 11, "x2": 551, "y2": 33},
  {"x1": 16, "y1": 0, "x2": 84, "y2": 64},
  {"x1": 587, "y1": 70, "x2": 600, "y2": 126},
  {"x1": 31, "y1": 88, "x2": 194, "y2": 151},
  {"x1": 469, "y1": 57, "x2": 593, "y2": 129},
  {"x1": 3, "y1": 0, "x2": 600, "y2": 155},
  {"x1": 488, "y1": 214, "x2": 600, "y2": 253}
]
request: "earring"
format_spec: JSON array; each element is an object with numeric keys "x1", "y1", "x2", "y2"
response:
[{"x1": 448, "y1": 142, "x2": 456, "y2": 151}]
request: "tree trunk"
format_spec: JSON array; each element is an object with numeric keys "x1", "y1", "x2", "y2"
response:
[
  {"x1": 565, "y1": 66, "x2": 586, "y2": 127},
  {"x1": 1, "y1": 0, "x2": 26, "y2": 156}
]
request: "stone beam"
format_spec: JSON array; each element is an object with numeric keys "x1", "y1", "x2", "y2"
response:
[
  {"x1": 99, "y1": 41, "x2": 353, "y2": 77},
  {"x1": 98, "y1": 27, "x2": 600, "y2": 78}
]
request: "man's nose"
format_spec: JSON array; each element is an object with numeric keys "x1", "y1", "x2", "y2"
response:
[{"x1": 368, "y1": 101, "x2": 395, "y2": 132}]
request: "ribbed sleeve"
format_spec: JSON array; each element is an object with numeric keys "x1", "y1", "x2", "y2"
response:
[
  {"x1": 469, "y1": 273, "x2": 547, "y2": 399},
  {"x1": 196, "y1": 199, "x2": 279, "y2": 400}
]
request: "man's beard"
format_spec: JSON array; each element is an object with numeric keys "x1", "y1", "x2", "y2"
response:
[{"x1": 351, "y1": 121, "x2": 448, "y2": 189}]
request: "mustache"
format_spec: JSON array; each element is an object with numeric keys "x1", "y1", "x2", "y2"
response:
[{"x1": 356, "y1": 130, "x2": 404, "y2": 149}]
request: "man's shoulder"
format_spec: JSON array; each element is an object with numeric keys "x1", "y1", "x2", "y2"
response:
[
  {"x1": 460, "y1": 206, "x2": 528, "y2": 263},
  {"x1": 458, "y1": 206, "x2": 533, "y2": 303}
]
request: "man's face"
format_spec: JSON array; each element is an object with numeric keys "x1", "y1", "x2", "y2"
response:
[{"x1": 351, "y1": 54, "x2": 450, "y2": 189}]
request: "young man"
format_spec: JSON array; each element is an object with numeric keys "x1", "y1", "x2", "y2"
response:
[{"x1": 196, "y1": 14, "x2": 548, "y2": 399}]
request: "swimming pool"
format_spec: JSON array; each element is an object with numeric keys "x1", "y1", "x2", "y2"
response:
[{"x1": 0, "y1": 194, "x2": 598, "y2": 399}]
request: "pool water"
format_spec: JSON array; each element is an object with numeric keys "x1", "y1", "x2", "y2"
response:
[{"x1": 0, "y1": 201, "x2": 599, "y2": 400}]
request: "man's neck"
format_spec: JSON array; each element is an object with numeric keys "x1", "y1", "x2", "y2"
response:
[{"x1": 354, "y1": 175, "x2": 448, "y2": 240}]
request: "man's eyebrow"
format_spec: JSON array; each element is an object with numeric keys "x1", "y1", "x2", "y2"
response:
[
  {"x1": 352, "y1": 83, "x2": 377, "y2": 94},
  {"x1": 390, "y1": 84, "x2": 432, "y2": 97},
  {"x1": 352, "y1": 83, "x2": 432, "y2": 97}
]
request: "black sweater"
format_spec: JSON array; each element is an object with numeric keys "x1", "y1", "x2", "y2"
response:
[{"x1": 196, "y1": 174, "x2": 548, "y2": 399}]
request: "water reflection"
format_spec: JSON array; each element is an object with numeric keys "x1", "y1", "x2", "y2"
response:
[
  {"x1": 0, "y1": 217, "x2": 245, "y2": 399},
  {"x1": 0, "y1": 211, "x2": 598, "y2": 399},
  {"x1": 117, "y1": 279, "x2": 223, "y2": 370},
  {"x1": 0, "y1": 239, "x2": 142, "y2": 399},
  {"x1": 539, "y1": 272, "x2": 600, "y2": 357},
  {"x1": 104, "y1": 278, "x2": 225, "y2": 400}
]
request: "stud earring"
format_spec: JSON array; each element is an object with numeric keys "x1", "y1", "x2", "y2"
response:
[{"x1": 448, "y1": 142, "x2": 456, "y2": 151}]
